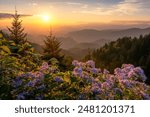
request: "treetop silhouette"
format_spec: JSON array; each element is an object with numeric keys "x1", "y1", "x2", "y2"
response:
[{"x1": 8, "y1": 10, "x2": 27, "y2": 44}]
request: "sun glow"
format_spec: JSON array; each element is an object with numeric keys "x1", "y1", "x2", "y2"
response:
[{"x1": 42, "y1": 15, "x2": 51, "y2": 22}]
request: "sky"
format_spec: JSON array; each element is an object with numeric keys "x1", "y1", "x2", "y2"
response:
[{"x1": 0, "y1": 0, "x2": 150, "y2": 34}]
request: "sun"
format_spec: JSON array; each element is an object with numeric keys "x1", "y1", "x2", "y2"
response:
[{"x1": 42, "y1": 15, "x2": 51, "y2": 22}]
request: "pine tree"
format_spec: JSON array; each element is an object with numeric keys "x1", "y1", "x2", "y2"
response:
[
  {"x1": 8, "y1": 10, "x2": 27, "y2": 44},
  {"x1": 43, "y1": 30, "x2": 62, "y2": 61},
  {"x1": 84, "y1": 48, "x2": 92, "y2": 61}
]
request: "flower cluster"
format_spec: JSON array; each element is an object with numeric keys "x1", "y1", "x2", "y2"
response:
[
  {"x1": 114, "y1": 64, "x2": 147, "y2": 81},
  {"x1": 72, "y1": 60, "x2": 101, "y2": 79},
  {"x1": 39, "y1": 62, "x2": 58, "y2": 73},
  {"x1": 12, "y1": 60, "x2": 150, "y2": 100},
  {"x1": 72, "y1": 60, "x2": 150, "y2": 100},
  {"x1": 12, "y1": 71, "x2": 45, "y2": 100}
]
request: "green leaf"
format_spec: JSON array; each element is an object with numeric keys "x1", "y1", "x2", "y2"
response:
[
  {"x1": 18, "y1": 48, "x2": 23, "y2": 52},
  {"x1": 0, "y1": 50, "x2": 5, "y2": 55},
  {"x1": 10, "y1": 46, "x2": 18, "y2": 50},
  {"x1": 0, "y1": 33, "x2": 2, "y2": 38},
  {"x1": 0, "y1": 46, "x2": 11, "y2": 53},
  {"x1": 10, "y1": 42, "x2": 16, "y2": 46},
  {"x1": 64, "y1": 74, "x2": 71, "y2": 84}
]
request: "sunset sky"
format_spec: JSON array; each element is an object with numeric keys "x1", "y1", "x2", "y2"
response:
[{"x1": 1, "y1": 0, "x2": 150, "y2": 34}]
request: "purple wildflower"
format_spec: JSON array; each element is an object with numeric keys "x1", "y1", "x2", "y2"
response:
[
  {"x1": 114, "y1": 88, "x2": 123, "y2": 95},
  {"x1": 20, "y1": 74, "x2": 26, "y2": 78},
  {"x1": 27, "y1": 81, "x2": 35, "y2": 87},
  {"x1": 128, "y1": 69, "x2": 137, "y2": 78},
  {"x1": 140, "y1": 91, "x2": 150, "y2": 100},
  {"x1": 34, "y1": 78, "x2": 41, "y2": 84},
  {"x1": 91, "y1": 68, "x2": 98, "y2": 74},
  {"x1": 105, "y1": 78, "x2": 114, "y2": 87},
  {"x1": 103, "y1": 69, "x2": 110, "y2": 74},
  {"x1": 120, "y1": 80, "x2": 132, "y2": 88},
  {"x1": 73, "y1": 67, "x2": 83, "y2": 76},
  {"x1": 91, "y1": 83, "x2": 101, "y2": 94},
  {"x1": 86, "y1": 60, "x2": 95, "y2": 68},
  {"x1": 79, "y1": 94, "x2": 85, "y2": 100},
  {"x1": 114, "y1": 68, "x2": 122, "y2": 75},
  {"x1": 81, "y1": 72, "x2": 90, "y2": 79},
  {"x1": 72, "y1": 60, "x2": 79, "y2": 66},
  {"x1": 34, "y1": 71, "x2": 44, "y2": 79},
  {"x1": 101, "y1": 82, "x2": 111, "y2": 89},
  {"x1": 17, "y1": 93, "x2": 25, "y2": 100},
  {"x1": 40, "y1": 62, "x2": 49, "y2": 71},
  {"x1": 122, "y1": 64, "x2": 134, "y2": 71},
  {"x1": 13, "y1": 78, "x2": 22, "y2": 88},
  {"x1": 54, "y1": 76, "x2": 63, "y2": 82},
  {"x1": 37, "y1": 85, "x2": 45, "y2": 90},
  {"x1": 134, "y1": 67, "x2": 147, "y2": 81}
]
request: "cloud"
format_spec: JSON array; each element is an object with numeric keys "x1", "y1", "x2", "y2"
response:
[
  {"x1": 0, "y1": 13, "x2": 12, "y2": 19},
  {"x1": 81, "y1": 4, "x2": 88, "y2": 9},
  {"x1": 1, "y1": 0, "x2": 150, "y2": 21},
  {"x1": 0, "y1": 13, "x2": 32, "y2": 19},
  {"x1": 29, "y1": 3, "x2": 38, "y2": 6},
  {"x1": 115, "y1": 0, "x2": 140, "y2": 14},
  {"x1": 72, "y1": 0, "x2": 149, "y2": 16},
  {"x1": 136, "y1": 0, "x2": 150, "y2": 6},
  {"x1": 66, "y1": 2, "x2": 81, "y2": 5}
]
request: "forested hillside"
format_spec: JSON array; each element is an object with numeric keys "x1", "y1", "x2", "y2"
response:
[{"x1": 86, "y1": 34, "x2": 150, "y2": 84}]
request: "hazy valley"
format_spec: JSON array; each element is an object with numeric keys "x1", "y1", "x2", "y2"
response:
[{"x1": 27, "y1": 27, "x2": 150, "y2": 59}]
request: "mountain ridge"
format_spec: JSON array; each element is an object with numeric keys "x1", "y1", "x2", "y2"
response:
[{"x1": 67, "y1": 27, "x2": 150, "y2": 43}]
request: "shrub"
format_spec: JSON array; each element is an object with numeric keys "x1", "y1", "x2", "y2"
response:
[{"x1": 11, "y1": 60, "x2": 150, "y2": 100}]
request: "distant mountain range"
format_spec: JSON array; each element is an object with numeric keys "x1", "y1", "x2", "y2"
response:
[
  {"x1": 57, "y1": 37, "x2": 78, "y2": 49},
  {"x1": 22, "y1": 27, "x2": 150, "y2": 50},
  {"x1": 62, "y1": 27, "x2": 150, "y2": 59},
  {"x1": 2, "y1": 27, "x2": 150, "y2": 59},
  {"x1": 67, "y1": 27, "x2": 150, "y2": 43}
]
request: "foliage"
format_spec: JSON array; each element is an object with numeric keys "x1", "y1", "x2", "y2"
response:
[
  {"x1": 7, "y1": 10, "x2": 27, "y2": 44},
  {"x1": 88, "y1": 34, "x2": 150, "y2": 85},
  {"x1": 0, "y1": 55, "x2": 21, "y2": 99},
  {"x1": 0, "y1": 30, "x2": 150, "y2": 100},
  {"x1": 42, "y1": 31, "x2": 71, "y2": 71},
  {"x1": 11, "y1": 60, "x2": 150, "y2": 100},
  {"x1": 0, "y1": 32, "x2": 41, "y2": 99},
  {"x1": 43, "y1": 31, "x2": 62, "y2": 60}
]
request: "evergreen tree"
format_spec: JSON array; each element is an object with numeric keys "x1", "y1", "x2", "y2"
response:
[
  {"x1": 43, "y1": 30, "x2": 62, "y2": 61},
  {"x1": 84, "y1": 48, "x2": 92, "y2": 61},
  {"x1": 7, "y1": 10, "x2": 27, "y2": 44}
]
